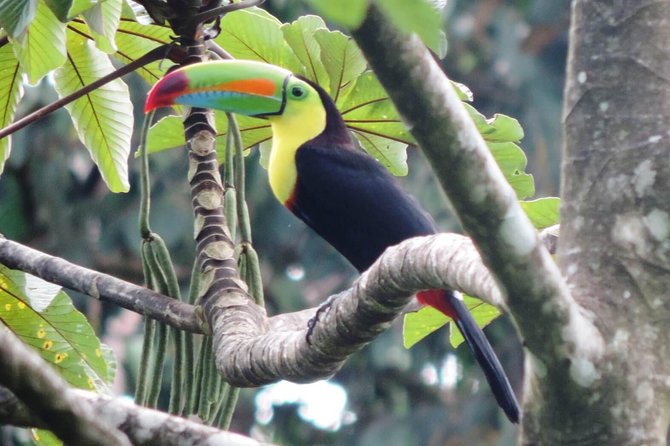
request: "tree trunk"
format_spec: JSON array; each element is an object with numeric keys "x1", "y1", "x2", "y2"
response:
[{"x1": 525, "y1": 1, "x2": 670, "y2": 444}]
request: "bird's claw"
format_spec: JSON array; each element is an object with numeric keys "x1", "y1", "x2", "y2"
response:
[{"x1": 305, "y1": 295, "x2": 338, "y2": 345}]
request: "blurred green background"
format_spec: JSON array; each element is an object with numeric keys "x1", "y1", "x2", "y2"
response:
[{"x1": 0, "y1": 0, "x2": 569, "y2": 444}]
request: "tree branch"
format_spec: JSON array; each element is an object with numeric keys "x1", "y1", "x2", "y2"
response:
[
  {"x1": 0, "y1": 327, "x2": 131, "y2": 446},
  {"x1": 207, "y1": 234, "x2": 511, "y2": 385},
  {"x1": 190, "y1": 0, "x2": 265, "y2": 26},
  {"x1": 1, "y1": 225, "x2": 557, "y2": 387},
  {"x1": 350, "y1": 4, "x2": 595, "y2": 370},
  {"x1": 0, "y1": 237, "x2": 201, "y2": 333},
  {"x1": 0, "y1": 386, "x2": 273, "y2": 445},
  {"x1": 0, "y1": 44, "x2": 184, "y2": 141}
]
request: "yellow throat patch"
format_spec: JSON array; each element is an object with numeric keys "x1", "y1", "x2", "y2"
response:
[{"x1": 267, "y1": 79, "x2": 327, "y2": 204}]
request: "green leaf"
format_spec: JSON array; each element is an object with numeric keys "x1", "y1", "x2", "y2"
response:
[
  {"x1": 403, "y1": 295, "x2": 501, "y2": 349},
  {"x1": 45, "y1": 0, "x2": 96, "y2": 19},
  {"x1": 68, "y1": 0, "x2": 99, "y2": 17},
  {"x1": 0, "y1": 0, "x2": 36, "y2": 38},
  {"x1": 112, "y1": 18, "x2": 172, "y2": 85},
  {"x1": 33, "y1": 429, "x2": 61, "y2": 446},
  {"x1": 353, "y1": 130, "x2": 407, "y2": 176},
  {"x1": 44, "y1": 0, "x2": 71, "y2": 21},
  {"x1": 215, "y1": 8, "x2": 301, "y2": 73},
  {"x1": 0, "y1": 265, "x2": 114, "y2": 392},
  {"x1": 54, "y1": 30, "x2": 133, "y2": 192},
  {"x1": 145, "y1": 115, "x2": 185, "y2": 155},
  {"x1": 0, "y1": 45, "x2": 24, "y2": 175},
  {"x1": 314, "y1": 28, "x2": 366, "y2": 99},
  {"x1": 451, "y1": 80, "x2": 472, "y2": 102},
  {"x1": 306, "y1": 0, "x2": 369, "y2": 29},
  {"x1": 83, "y1": 0, "x2": 122, "y2": 53},
  {"x1": 488, "y1": 141, "x2": 527, "y2": 177},
  {"x1": 45, "y1": 0, "x2": 101, "y2": 21},
  {"x1": 144, "y1": 113, "x2": 271, "y2": 162},
  {"x1": 520, "y1": 197, "x2": 560, "y2": 229},
  {"x1": 463, "y1": 103, "x2": 533, "y2": 198},
  {"x1": 374, "y1": 0, "x2": 443, "y2": 55},
  {"x1": 10, "y1": 0, "x2": 66, "y2": 85},
  {"x1": 508, "y1": 173, "x2": 535, "y2": 199},
  {"x1": 403, "y1": 306, "x2": 448, "y2": 349},
  {"x1": 337, "y1": 71, "x2": 412, "y2": 175},
  {"x1": 213, "y1": 113, "x2": 271, "y2": 163},
  {"x1": 281, "y1": 15, "x2": 330, "y2": 86},
  {"x1": 465, "y1": 103, "x2": 524, "y2": 142},
  {"x1": 449, "y1": 296, "x2": 501, "y2": 348}
]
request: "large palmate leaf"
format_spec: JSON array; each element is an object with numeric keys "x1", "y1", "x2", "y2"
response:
[
  {"x1": 45, "y1": 0, "x2": 101, "y2": 21},
  {"x1": 520, "y1": 197, "x2": 560, "y2": 229},
  {"x1": 144, "y1": 113, "x2": 271, "y2": 164},
  {"x1": 403, "y1": 295, "x2": 501, "y2": 349},
  {"x1": 0, "y1": 45, "x2": 24, "y2": 175},
  {"x1": 313, "y1": 28, "x2": 366, "y2": 100},
  {"x1": 338, "y1": 71, "x2": 411, "y2": 175},
  {"x1": 0, "y1": 265, "x2": 115, "y2": 391},
  {"x1": 281, "y1": 15, "x2": 330, "y2": 87},
  {"x1": 0, "y1": 0, "x2": 36, "y2": 38},
  {"x1": 70, "y1": 17, "x2": 172, "y2": 85},
  {"x1": 54, "y1": 29, "x2": 133, "y2": 192},
  {"x1": 488, "y1": 141, "x2": 534, "y2": 199},
  {"x1": 82, "y1": 0, "x2": 122, "y2": 54},
  {"x1": 306, "y1": 0, "x2": 369, "y2": 29},
  {"x1": 10, "y1": 0, "x2": 66, "y2": 85},
  {"x1": 374, "y1": 0, "x2": 446, "y2": 57},
  {"x1": 112, "y1": 18, "x2": 172, "y2": 84},
  {"x1": 215, "y1": 8, "x2": 301, "y2": 73}
]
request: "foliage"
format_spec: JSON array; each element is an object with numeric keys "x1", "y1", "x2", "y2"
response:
[
  {"x1": 0, "y1": 266, "x2": 115, "y2": 390},
  {"x1": 0, "y1": 0, "x2": 566, "y2": 444}
]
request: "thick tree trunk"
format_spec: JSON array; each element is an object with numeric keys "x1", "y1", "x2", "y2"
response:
[{"x1": 527, "y1": 1, "x2": 670, "y2": 444}]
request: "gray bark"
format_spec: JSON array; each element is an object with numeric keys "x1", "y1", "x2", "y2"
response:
[
  {"x1": 0, "y1": 386, "x2": 272, "y2": 446},
  {"x1": 541, "y1": 0, "x2": 670, "y2": 444},
  {"x1": 0, "y1": 327, "x2": 131, "y2": 446}
]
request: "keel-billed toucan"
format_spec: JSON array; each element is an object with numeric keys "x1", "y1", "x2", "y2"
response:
[{"x1": 146, "y1": 60, "x2": 520, "y2": 423}]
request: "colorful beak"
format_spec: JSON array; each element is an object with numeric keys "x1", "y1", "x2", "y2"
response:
[{"x1": 145, "y1": 60, "x2": 292, "y2": 116}]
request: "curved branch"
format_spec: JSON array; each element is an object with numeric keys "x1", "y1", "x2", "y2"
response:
[
  {"x1": 0, "y1": 44, "x2": 183, "y2": 140},
  {"x1": 0, "y1": 224, "x2": 559, "y2": 386},
  {"x1": 0, "y1": 328, "x2": 131, "y2": 446},
  {"x1": 209, "y1": 234, "x2": 510, "y2": 385}
]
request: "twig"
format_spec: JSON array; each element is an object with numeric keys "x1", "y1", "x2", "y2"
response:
[
  {"x1": 0, "y1": 44, "x2": 179, "y2": 141},
  {"x1": 190, "y1": 0, "x2": 265, "y2": 25},
  {"x1": 0, "y1": 237, "x2": 201, "y2": 332}
]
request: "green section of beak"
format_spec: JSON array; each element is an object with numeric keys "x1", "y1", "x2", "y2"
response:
[{"x1": 146, "y1": 60, "x2": 291, "y2": 116}]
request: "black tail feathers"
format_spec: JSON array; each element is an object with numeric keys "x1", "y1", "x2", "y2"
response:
[{"x1": 449, "y1": 292, "x2": 520, "y2": 423}]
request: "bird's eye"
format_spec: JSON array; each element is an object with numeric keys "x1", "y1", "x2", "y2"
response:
[{"x1": 290, "y1": 85, "x2": 307, "y2": 99}]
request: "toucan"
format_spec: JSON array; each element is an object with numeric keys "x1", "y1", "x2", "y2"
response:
[{"x1": 145, "y1": 60, "x2": 520, "y2": 423}]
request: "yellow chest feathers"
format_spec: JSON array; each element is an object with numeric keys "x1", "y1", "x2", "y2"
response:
[{"x1": 267, "y1": 95, "x2": 326, "y2": 203}]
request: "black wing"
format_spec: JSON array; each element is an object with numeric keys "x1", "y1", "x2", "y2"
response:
[{"x1": 292, "y1": 144, "x2": 438, "y2": 272}]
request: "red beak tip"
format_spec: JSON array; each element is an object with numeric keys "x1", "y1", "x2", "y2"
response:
[{"x1": 144, "y1": 71, "x2": 189, "y2": 114}]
